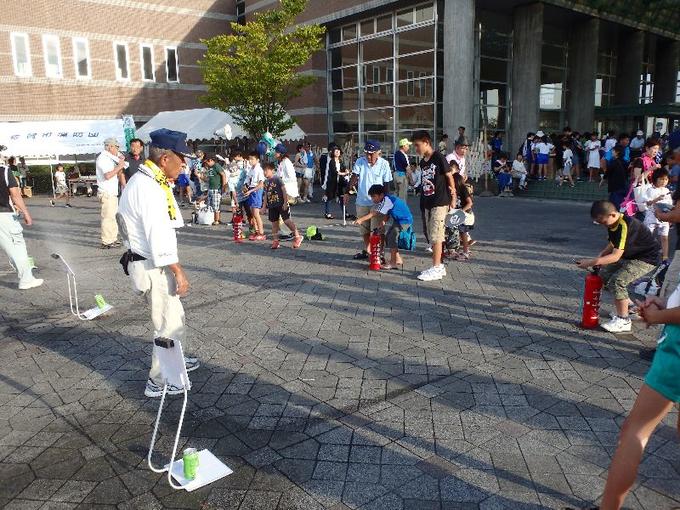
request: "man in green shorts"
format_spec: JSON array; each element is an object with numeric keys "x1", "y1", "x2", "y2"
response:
[{"x1": 577, "y1": 200, "x2": 660, "y2": 333}]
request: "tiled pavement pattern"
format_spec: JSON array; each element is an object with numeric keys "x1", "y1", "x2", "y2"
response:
[{"x1": 1, "y1": 195, "x2": 679, "y2": 510}]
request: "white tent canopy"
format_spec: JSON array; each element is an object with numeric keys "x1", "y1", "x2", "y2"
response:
[
  {"x1": 0, "y1": 119, "x2": 125, "y2": 158},
  {"x1": 136, "y1": 108, "x2": 305, "y2": 143}
]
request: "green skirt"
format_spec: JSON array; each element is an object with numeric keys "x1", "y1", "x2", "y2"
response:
[{"x1": 645, "y1": 324, "x2": 680, "y2": 403}]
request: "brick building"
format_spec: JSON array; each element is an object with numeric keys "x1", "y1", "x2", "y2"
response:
[
  {"x1": 0, "y1": 0, "x2": 234, "y2": 123},
  {"x1": 2, "y1": 0, "x2": 679, "y2": 153}
]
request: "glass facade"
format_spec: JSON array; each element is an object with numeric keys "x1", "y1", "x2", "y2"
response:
[
  {"x1": 539, "y1": 28, "x2": 568, "y2": 131},
  {"x1": 474, "y1": 11, "x2": 512, "y2": 140},
  {"x1": 327, "y1": 2, "x2": 440, "y2": 153},
  {"x1": 595, "y1": 49, "x2": 616, "y2": 107},
  {"x1": 326, "y1": 4, "x2": 675, "y2": 153},
  {"x1": 639, "y1": 34, "x2": 655, "y2": 104}
]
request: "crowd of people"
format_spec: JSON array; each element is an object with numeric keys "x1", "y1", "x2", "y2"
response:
[
  {"x1": 2, "y1": 121, "x2": 680, "y2": 510},
  {"x1": 487, "y1": 126, "x2": 680, "y2": 199}
]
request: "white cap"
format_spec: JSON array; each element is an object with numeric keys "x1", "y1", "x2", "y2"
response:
[
  {"x1": 636, "y1": 130, "x2": 644, "y2": 136},
  {"x1": 536, "y1": 130, "x2": 545, "y2": 137}
]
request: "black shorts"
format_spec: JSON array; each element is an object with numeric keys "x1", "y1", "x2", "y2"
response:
[{"x1": 268, "y1": 205, "x2": 291, "y2": 222}]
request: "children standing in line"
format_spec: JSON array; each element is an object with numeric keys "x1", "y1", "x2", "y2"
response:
[
  {"x1": 50, "y1": 164, "x2": 72, "y2": 207},
  {"x1": 643, "y1": 168, "x2": 673, "y2": 263},
  {"x1": 243, "y1": 151, "x2": 265, "y2": 241},
  {"x1": 511, "y1": 153, "x2": 528, "y2": 190},
  {"x1": 559, "y1": 141, "x2": 575, "y2": 187},
  {"x1": 262, "y1": 162, "x2": 303, "y2": 249},
  {"x1": 354, "y1": 184, "x2": 413, "y2": 270},
  {"x1": 533, "y1": 135, "x2": 554, "y2": 181},
  {"x1": 586, "y1": 132, "x2": 601, "y2": 183}
]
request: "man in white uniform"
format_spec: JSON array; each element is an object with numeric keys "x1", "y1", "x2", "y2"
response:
[
  {"x1": 117, "y1": 128, "x2": 198, "y2": 398},
  {"x1": 0, "y1": 162, "x2": 43, "y2": 290},
  {"x1": 95, "y1": 137, "x2": 126, "y2": 248}
]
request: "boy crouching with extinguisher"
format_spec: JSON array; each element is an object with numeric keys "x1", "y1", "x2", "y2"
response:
[
  {"x1": 576, "y1": 200, "x2": 659, "y2": 333},
  {"x1": 353, "y1": 184, "x2": 414, "y2": 270}
]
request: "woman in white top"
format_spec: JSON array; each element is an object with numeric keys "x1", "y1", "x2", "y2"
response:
[{"x1": 585, "y1": 132, "x2": 601, "y2": 182}]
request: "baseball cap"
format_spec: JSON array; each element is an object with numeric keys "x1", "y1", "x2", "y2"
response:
[
  {"x1": 103, "y1": 137, "x2": 120, "y2": 147},
  {"x1": 636, "y1": 130, "x2": 644, "y2": 136},
  {"x1": 149, "y1": 128, "x2": 193, "y2": 158},
  {"x1": 536, "y1": 130, "x2": 545, "y2": 137},
  {"x1": 398, "y1": 138, "x2": 411, "y2": 148},
  {"x1": 364, "y1": 140, "x2": 381, "y2": 153}
]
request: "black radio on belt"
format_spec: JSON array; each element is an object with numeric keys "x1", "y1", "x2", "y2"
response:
[
  {"x1": 154, "y1": 337, "x2": 175, "y2": 349},
  {"x1": 119, "y1": 250, "x2": 146, "y2": 276}
]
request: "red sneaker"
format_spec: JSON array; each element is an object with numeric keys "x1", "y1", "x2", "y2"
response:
[
  {"x1": 254, "y1": 234, "x2": 266, "y2": 241},
  {"x1": 293, "y1": 235, "x2": 303, "y2": 249},
  {"x1": 271, "y1": 240, "x2": 280, "y2": 250}
]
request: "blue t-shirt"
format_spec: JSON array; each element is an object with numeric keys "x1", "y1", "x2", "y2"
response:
[
  {"x1": 307, "y1": 152, "x2": 315, "y2": 168},
  {"x1": 393, "y1": 150, "x2": 409, "y2": 175},
  {"x1": 605, "y1": 145, "x2": 630, "y2": 163},
  {"x1": 376, "y1": 195, "x2": 413, "y2": 225},
  {"x1": 235, "y1": 168, "x2": 249, "y2": 202},
  {"x1": 353, "y1": 156, "x2": 393, "y2": 207}
]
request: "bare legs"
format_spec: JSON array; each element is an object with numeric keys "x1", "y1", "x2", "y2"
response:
[{"x1": 600, "y1": 385, "x2": 674, "y2": 510}]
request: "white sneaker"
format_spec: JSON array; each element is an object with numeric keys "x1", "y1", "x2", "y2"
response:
[
  {"x1": 19, "y1": 278, "x2": 43, "y2": 290},
  {"x1": 601, "y1": 316, "x2": 632, "y2": 333},
  {"x1": 144, "y1": 379, "x2": 184, "y2": 398},
  {"x1": 417, "y1": 266, "x2": 444, "y2": 281},
  {"x1": 426, "y1": 245, "x2": 433, "y2": 253},
  {"x1": 184, "y1": 356, "x2": 200, "y2": 372}
]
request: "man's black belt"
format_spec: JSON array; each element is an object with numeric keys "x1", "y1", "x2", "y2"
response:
[{"x1": 119, "y1": 250, "x2": 146, "y2": 276}]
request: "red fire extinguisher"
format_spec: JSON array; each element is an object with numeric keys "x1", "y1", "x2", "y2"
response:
[
  {"x1": 232, "y1": 213, "x2": 243, "y2": 243},
  {"x1": 581, "y1": 266, "x2": 603, "y2": 329},
  {"x1": 369, "y1": 228, "x2": 382, "y2": 271}
]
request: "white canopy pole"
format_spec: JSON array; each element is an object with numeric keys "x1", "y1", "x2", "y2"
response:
[{"x1": 49, "y1": 155, "x2": 56, "y2": 199}]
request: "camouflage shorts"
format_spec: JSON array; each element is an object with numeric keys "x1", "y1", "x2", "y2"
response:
[{"x1": 600, "y1": 259, "x2": 656, "y2": 300}]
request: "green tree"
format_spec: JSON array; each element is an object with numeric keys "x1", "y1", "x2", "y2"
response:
[{"x1": 199, "y1": 0, "x2": 325, "y2": 140}]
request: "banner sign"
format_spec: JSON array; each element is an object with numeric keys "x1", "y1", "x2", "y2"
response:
[{"x1": 0, "y1": 119, "x2": 126, "y2": 158}]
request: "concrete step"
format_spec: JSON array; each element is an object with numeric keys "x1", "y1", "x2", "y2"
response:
[{"x1": 519, "y1": 179, "x2": 608, "y2": 202}]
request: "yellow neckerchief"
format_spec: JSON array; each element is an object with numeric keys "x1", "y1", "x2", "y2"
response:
[{"x1": 144, "y1": 159, "x2": 177, "y2": 221}]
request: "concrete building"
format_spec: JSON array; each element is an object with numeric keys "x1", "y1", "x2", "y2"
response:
[
  {"x1": 274, "y1": 0, "x2": 680, "y2": 152},
  {"x1": 1, "y1": 0, "x2": 678, "y2": 153},
  {"x1": 0, "y1": 1, "x2": 234, "y2": 123}
]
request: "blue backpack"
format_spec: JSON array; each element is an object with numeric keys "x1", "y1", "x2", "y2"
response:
[{"x1": 397, "y1": 226, "x2": 416, "y2": 251}]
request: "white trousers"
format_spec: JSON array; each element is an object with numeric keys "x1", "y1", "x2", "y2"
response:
[
  {"x1": 0, "y1": 212, "x2": 36, "y2": 287},
  {"x1": 129, "y1": 260, "x2": 187, "y2": 383}
]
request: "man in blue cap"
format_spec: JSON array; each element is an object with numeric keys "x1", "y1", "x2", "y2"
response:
[
  {"x1": 117, "y1": 128, "x2": 200, "y2": 398},
  {"x1": 349, "y1": 140, "x2": 393, "y2": 259}
]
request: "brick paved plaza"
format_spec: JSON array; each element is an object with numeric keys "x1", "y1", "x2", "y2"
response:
[{"x1": 1, "y1": 195, "x2": 679, "y2": 510}]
